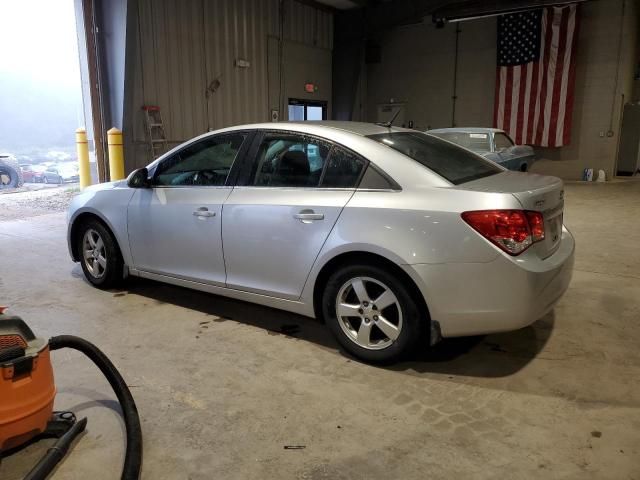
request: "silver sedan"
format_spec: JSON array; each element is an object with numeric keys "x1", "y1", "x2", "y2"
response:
[{"x1": 67, "y1": 122, "x2": 574, "y2": 363}]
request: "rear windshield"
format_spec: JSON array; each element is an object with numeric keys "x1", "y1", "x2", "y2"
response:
[
  {"x1": 428, "y1": 131, "x2": 491, "y2": 154},
  {"x1": 367, "y1": 132, "x2": 502, "y2": 185}
]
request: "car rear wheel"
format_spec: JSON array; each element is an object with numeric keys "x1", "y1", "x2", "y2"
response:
[
  {"x1": 322, "y1": 264, "x2": 425, "y2": 364},
  {"x1": 0, "y1": 161, "x2": 23, "y2": 189},
  {"x1": 77, "y1": 219, "x2": 124, "y2": 289}
]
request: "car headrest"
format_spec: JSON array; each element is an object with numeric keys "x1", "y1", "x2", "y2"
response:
[{"x1": 279, "y1": 150, "x2": 310, "y2": 176}]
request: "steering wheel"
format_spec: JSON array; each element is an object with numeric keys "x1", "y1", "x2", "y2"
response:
[{"x1": 192, "y1": 169, "x2": 219, "y2": 185}]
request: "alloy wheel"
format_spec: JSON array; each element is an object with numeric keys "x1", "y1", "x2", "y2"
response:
[
  {"x1": 83, "y1": 228, "x2": 107, "y2": 279},
  {"x1": 335, "y1": 276, "x2": 403, "y2": 350}
]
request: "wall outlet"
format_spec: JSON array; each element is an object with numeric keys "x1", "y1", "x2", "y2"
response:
[
  {"x1": 599, "y1": 131, "x2": 605, "y2": 137},
  {"x1": 606, "y1": 130, "x2": 614, "y2": 137}
]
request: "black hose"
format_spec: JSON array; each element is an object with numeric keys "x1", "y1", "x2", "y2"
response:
[
  {"x1": 24, "y1": 417, "x2": 87, "y2": 480},
  {"x1": 48, "y1": 336, "x2": 142, "y2": 480}
]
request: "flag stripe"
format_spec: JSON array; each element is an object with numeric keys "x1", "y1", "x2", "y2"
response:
[
  {"x1": 532, "y1": 9, "x2": 551, "y2": 145},
  {"x1": 548, "y1": 6, "x2": 570, "y2": 147},
  {"x1": 527, "y1": 52, "x2": 540, "y2": 144},
  {"x1": 516, "y1": 63, "x2": 528, "y2": 144},
  {"x1": 562, "y1": 6, "x2": 580, "y2": 145},
  {"x1": 510, "y1": 66, "x2": 521, "y2": 138},
  {"x1": 556, "y1": 5, "x2": 576, "y2": 146},
  {"x1": 504, "y1": 67, "x2": 514, "y2": 133},
  {"x1": 540, "y1": 7, "x2": 560, "y2": 147},
  {"x1": 521, "y1": 62, "x2": 533, "y2": 144}
]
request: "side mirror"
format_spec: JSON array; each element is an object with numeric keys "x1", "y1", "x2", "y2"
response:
[{"x1": 127, "y1": 167, "x2": 151, "y2": 188}]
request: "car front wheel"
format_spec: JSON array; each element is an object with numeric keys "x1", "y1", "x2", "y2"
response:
[
  {"x1": 77, "y1": 219, "x2": 124, "y2": 289},
  {"x1": 322, "y1": 264, "x2": 425, "y2": 364}
]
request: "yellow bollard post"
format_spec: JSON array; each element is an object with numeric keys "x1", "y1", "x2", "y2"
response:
[
  {"x1": 76, "y1": 127, "x2": 91, "y2": 190},
  {"x1": 107, "y1": 127, "x2": 125, "y2": 181}
]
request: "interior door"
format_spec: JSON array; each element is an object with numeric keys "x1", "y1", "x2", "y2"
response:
[
  {"x1": 222, "y1": 132, "x2": 366, "y2": 300},
  {"x1": 127, "y1": 132, "x2": 250, "y2": 284},
  {"x1": 287, "y1": 99, "x2": 328, "y2": 121}
]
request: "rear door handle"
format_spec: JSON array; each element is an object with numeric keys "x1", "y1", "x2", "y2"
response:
[
  {"x1": 294, "y1": 209, "x2": 324, "y2": 223},
  {"x1": 193, "y1": 207, "x2": 216, "y2": 218}
]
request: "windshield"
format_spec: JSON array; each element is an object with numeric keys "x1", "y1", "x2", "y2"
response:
[
  {"x1": 367, "y1": 132, "x2": 501, "y2": 185},
  {"x1": 428, "y1": 131, "x2": 491, "y2": 154}
]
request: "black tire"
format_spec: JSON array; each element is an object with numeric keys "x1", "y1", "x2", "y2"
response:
[
  {"x1": 77, "y1": 219, "x2": 124, "y2": 289},
  {"x1": 322, "y1": 264, "x2": 427, "y2": 364},
  {"x1": 520, "y1": 163, "x2": 528, "y2": 172},
  {"x1": 0, "y1": 158, "x2": 24, "y2": 188}
]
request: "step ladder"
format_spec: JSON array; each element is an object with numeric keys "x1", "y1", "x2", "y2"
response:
[{"x1": 142, "y1": 105, "x2": 168, "y2": 160}]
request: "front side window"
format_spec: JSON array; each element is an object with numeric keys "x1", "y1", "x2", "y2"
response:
[
  {"x1": 249, "y1": 134, "x2": 331, "y2": 187},
  {"x1": 154, "y1": 133, "x2": 246, "y2": 186},
  {"x1": 368, "y1": 132, "x2": 501, "y2": 185},
  {"x1": 494, "y1": 132, "x2": 515, "y2": 151}
]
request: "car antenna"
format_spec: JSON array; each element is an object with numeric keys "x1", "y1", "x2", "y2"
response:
[{"x1": 375, "y1": 108, "x2": 402, "y2": 129}]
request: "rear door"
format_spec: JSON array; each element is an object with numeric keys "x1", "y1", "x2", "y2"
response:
[{"x1": 222, "y1": 131, "x2": 366, "y2": 300}]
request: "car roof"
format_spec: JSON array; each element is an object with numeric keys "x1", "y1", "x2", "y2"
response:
[
  {"x1": 427, "y1": 127, "x2": 504, "y2": 134},
  {"x1": 222, "y1": 121, "x2": 415, "y2": 137}
]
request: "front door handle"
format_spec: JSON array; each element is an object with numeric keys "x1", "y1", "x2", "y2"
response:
[
  {"x1": 294, "y1": 209, "x2": 324, "y2": 223},
  {"x1": 193, "y1": 207, "x2": 216, "y2": 218}
]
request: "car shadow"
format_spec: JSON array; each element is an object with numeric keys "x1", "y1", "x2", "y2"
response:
[
  {"x1": 391, "y1": 312, "x2": 555, "y2": 378},
  {"x1": 121, "y1": 277, "x2": 554, "y2": 378}
]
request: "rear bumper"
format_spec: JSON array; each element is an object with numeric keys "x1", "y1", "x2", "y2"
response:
[{"x1": 407, "y1": 226, "x2": 575, "y2": 337}]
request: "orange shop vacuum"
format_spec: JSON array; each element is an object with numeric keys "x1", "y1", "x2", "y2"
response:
[{"x1": 0, "y1": 307, "x2": 142, "y2": 479}]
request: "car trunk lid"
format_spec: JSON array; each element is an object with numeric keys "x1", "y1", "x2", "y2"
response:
[{"x1": 458, "y1": 171, "x2": 565, "y2": 257}]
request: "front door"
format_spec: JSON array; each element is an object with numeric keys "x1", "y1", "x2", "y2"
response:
[
  {"x1": 127, "y1": 132, "x2": 250, "y2": 285},
  {"x1": 222, "y1": 131, "x2": 366, "y2": 300}
]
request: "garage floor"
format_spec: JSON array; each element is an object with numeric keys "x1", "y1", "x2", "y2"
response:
[{"x1": 1, "y1": 180, "x2": 639, "y2": 479}]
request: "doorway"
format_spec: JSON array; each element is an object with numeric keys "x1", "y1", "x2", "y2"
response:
[{"x1": 288, "y1": 99, "x2": 327, "y2": 121}]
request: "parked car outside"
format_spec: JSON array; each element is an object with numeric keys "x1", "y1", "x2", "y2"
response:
[
  {"x1": 21, "y1": 164, "x2": 47, "y2": 183},
  {"x1": 42, "y1": 164, "x2": 80, "y2": 184},
  {"x1": 427, "y1": 128, "x2": 536, "y2": 172},
  {"x1": 67, "y1": 122, "x2": 574, "y2": 363}
]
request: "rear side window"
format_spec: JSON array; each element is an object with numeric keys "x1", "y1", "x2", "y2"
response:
[
  {"x1": 249, "y1": 133, "x2": 331, "y2": 187},
  {"x1": 320, "y1": 147, "x2": 365, "y2": 188},
  {"x1": 367, "y1": 132, "x2": 501, "y2": 185}
]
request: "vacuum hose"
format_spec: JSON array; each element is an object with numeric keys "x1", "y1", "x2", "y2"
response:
[{"x1": 48, "y1": 335, "x2": 142, "y2": 480}]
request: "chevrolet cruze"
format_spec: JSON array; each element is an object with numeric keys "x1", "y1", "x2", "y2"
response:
[{"x1": 67, "y1": 122, "x2": 574, "y2": 363}]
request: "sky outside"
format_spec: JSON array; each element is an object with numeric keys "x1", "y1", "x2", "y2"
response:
[{"x1": 0, "y1": 0, "x2": 84, "y2": 157}]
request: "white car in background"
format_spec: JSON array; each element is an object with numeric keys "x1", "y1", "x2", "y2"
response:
[{"x1": 428, "y1": 128, "x2": 536, "y2": 172}]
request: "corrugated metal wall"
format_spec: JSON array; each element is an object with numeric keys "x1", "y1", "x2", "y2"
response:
[
  {"x1": 127, "y1": 0, "x2": 333, "y2": 169},
  {"x1": 283, "y1": 0, "x2": 333, "y2": 50}
]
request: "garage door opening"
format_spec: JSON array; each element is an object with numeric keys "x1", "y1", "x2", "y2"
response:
[
  {"x1": 0, "y1": 0, "x2": 90, "y2": 221},
  {"x1": 288, "y1": 99, "x2": 328, "y2": 121}
]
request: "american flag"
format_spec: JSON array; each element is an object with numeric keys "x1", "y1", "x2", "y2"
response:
[{"x1": 493, "y1": 5, "x2": 579, "y2": 147}]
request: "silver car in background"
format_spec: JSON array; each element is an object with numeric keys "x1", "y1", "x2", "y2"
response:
[
  {"x1": 67, "y1": 122, "x2": 574, "y2": 363},
  {"x1": 428, "y1": 127, "x2": 536, "y2": 172}
]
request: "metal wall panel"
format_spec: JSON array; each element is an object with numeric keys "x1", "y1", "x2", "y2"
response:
[
  {"x1": 127, "y1": 0, "x2": 332, "y2": 168},
  {"x1": 284, "y1": 0, "x2": 333, "y2": 50}
]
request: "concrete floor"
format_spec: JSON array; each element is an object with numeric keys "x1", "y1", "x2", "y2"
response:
[{"x1": 1, "y1": 180, "x2": 639, "y2": 479}]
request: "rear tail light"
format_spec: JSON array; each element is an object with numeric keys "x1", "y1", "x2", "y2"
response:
[{"x1": 461, "y1": 210, "x2": 545, "y2": 255}]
